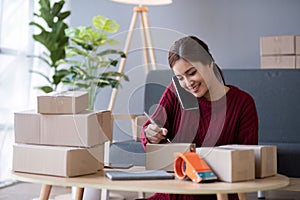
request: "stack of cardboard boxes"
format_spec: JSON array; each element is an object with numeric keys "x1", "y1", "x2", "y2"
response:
[
  {"x1": 260, "y1": 35, "x2": 300, "y2": 69},
  {"x1": 13, "y1": 91, "x2": 113, "y2": 177}
]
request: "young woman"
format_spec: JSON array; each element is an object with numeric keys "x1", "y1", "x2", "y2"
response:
[{"x1": 140, "y1": 36, "x2": 258, "y2": 200}]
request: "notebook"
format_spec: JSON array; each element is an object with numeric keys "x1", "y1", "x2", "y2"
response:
[{"x1": 105, "y1": 170, "x2": 174, "y2": 180}]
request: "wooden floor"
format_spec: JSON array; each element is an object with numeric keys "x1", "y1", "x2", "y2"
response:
[{"x1": 0, "y1": 181, "x2": 299, "y2": 200}]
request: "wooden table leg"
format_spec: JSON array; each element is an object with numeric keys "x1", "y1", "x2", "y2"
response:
[
  {"x1": 138, "y1": 191, "x2": 145, "y2": 198},
  {"x1": 75, "y1": 187, "x2": 84, "y2": 200},
  {"x1": 238, "y1": 193, "x2": 248, "y2": 200},
  {"x1": 39, "y1": 184, "x2": 52, "y2": 200},
  {"x1": 101, "y1": 189, "x2": 109, "y2": 200},
  {"x1": 216, "y1": 193, "x2": 228, "y2": 200}
]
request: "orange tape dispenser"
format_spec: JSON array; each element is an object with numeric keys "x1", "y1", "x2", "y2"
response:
[{"x1": 174, "y1": 152, "x2": 217, "y2": 183}]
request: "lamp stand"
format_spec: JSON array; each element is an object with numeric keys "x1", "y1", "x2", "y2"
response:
[{"x1": 108, "y1": 6, "x2": 157, "y2": 111}]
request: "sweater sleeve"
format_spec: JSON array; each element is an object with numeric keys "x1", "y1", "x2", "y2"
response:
[
  {"x1": 236, "y1": 94, "x2": 259, "y2": 145},
  {"x1": 140, "y1": 83, "x2": 177, "y2": 149}
]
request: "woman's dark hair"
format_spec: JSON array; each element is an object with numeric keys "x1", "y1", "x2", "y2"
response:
[{"x1": 168, "y1": 36, "x2": 225, "y2": 84}]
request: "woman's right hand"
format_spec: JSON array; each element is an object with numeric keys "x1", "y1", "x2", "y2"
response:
[{"x1": 145, "y1": 124, "x2": 168, "y2": 144}]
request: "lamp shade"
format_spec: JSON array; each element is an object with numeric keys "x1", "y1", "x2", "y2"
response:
[{"x1": 112, "y1": 0, "x2": 172, "y2": 6}]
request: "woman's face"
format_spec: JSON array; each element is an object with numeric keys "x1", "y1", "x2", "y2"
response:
[{"x1": 173, "y1": 59, "x2": 213, "y2": 98}]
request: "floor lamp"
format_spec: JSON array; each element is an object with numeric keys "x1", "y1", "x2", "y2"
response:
[{"x1": 109, "y1": 0, "x2": 173, "y2": 111}]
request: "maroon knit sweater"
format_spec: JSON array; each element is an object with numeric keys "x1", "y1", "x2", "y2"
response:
[{"x1": 140, "y1": 83, "x2": 258, "y2": 200}]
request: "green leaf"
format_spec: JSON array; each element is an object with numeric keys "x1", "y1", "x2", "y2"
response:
[
  {"x1": 73, "y1": 66, "x2": 89, "y2": 78},
  {"x1": 52, "y1": 1, "x2": 64, "y2": 17},
  {"x1": 52, "y1": 69, "x2": 70, "y2": 85},
  {"x1": 97, "y1": 77, "x2": 120, "y2": 88},
  {"x1": 64, "y1": 27, "x2": 78, "y2": 38},
  {"x1": 58, "y1": 11, "x2": 71, "y2": 21},
  {"x1": 39, "y1": 4, "x2": 53, "y2": 27},
  {"x1": 105, "y1": 38, "x2": 121, "y2": 46},
  {"x1": 110, "y1": 59, "x2": 118, "y2": 66},
  {"x1": 93, "y1": 15, "x2": 120, "y2": 33},
  {"x1": 39, "y1": 0, "x2": 50, "y2": 12},
  {"x1": 101, "y1": 71, "x2": 129, "y2": 81},
  {"x1": 35, "y1": 85, "x2": 54, "y2": 93},
  {"x1": 66, "y1": 46, "x2": 89, "y2": 57},
  {"x1": 29, "y1": 21, "x2": 46, "y2": 32},
  {"x1": 77, "y1": 83, "x2": 90, "y2": 88},
  {"x1": 97, "y1": 49, "x2": 125, "y2": 57}
]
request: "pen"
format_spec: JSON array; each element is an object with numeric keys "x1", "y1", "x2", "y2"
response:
[{"x1": 143, "y1": 111, "x2": 172, "y2": 143}]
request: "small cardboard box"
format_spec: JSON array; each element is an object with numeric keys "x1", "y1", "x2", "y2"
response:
[
  {"x1": 261, "y1": 55, "x2": 295, "y2": 69},
  {"x1": 219, "y1": 145, "x2": 277, "y2": 178},
  {"x1": 196, "y1": 147, "x2": 255, "y2": 182},
  {"x1": 296, "y1": 55, "x2": 300, "y2": 69},
  {"x1": 296, "y1": 36, "x2": 300, "y2": 54},
  {"x1": 260, "y1": 35, "x2": 296, "y2": 56},
  {"x1": 37, "y1": 91, "x2": 88, "y2": 114},
  {"x1": 146, "y1": 143, "x2": 195, "y2": 172},
  {"x1": 13, "y1": 143, "x2": 104, "y2": 177},
  {"x1": 14, "y1": 110, "x2": 112, "y2": 147}
]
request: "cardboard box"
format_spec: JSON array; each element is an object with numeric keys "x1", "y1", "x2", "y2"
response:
[
  {"x1": 219, "y1": 145, "x2": 277, "y2": 178},
  {"x1": 13, "y1": 143, "x2": 104, "y2": 177},
  {"x1": 37, "y1": 91, "x2": 88, "y2": 114},
  {"x1": 260, "y1": 35, "x2": 296, "y2": 56},
  {"x1": 146, "y1": 143, "x2": 196, "y2": 172},
  {"x1": 14, "y1": 110, "x2": 112, "y2": 147},
  {"x1": 296, "y1": 36, "x2": 300, "y2": 54},
  {"x1": 96, "y1": 110, "x2": 113, "y2": 142},
  {"x1": 196, "y1": 147, "x2": 255, "y2": 182},
  {"x1": 132, "y1": 115, "x2": 147, "y2": 141},
  {"x1": 261, "y1": 55, "x2": 295, "y2": 69},
  {"x1": 297, "y1": 55, "x2": 300, "y2": 69}
]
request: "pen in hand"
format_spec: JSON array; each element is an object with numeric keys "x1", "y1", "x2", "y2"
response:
[{"x1": 143, "y1": 111, "x2": 171, "y2": 143}]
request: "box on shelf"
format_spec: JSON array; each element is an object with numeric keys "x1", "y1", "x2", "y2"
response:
[
  {"x1": 260, "y1": 35, "x2": 297, "y2": 56},
  {"x1": 260, "y1": 55, "x2": 295, "y2": 69},
  {"x1": 37, "y1": 91, "x2": 88, "y2": 114},
  {"x1": 146, "y1": 143, "x2": 196, "y2": 172},
  {"x1": 297, "y1": 56, "x2": 300, "y2": 69},
  {"x1": 196, "y1": 147, "x2": 255, "y2": 182},
  {"x1": 14, "y1": 110, "x2": 112, "y2": 147},
  {"x1": 219, "y1": 145, "x2": 277, "y2": 178},
  {"x1": 297, "y1": 36, "x2": 300, "y2": 55},
  {"x1": 13, "y1": 143, "x2": 104, "y2": 177}
]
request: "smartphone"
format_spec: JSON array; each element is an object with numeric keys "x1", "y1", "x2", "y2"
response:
[{"x1": 172, "y1": 76, "x2": 199, "y2": 110}]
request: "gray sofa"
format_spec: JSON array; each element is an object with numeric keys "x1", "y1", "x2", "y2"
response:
[{"x1": 110, "y1": 69, "x2": 300, "y2": 178}]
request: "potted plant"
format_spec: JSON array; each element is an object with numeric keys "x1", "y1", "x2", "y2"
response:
[
  {"x1": 29, "y1": 0, "x2": 71, "y2": 93},
  {"x1": 63, "y1": 15, "x2": 129, "y2": 110}
]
